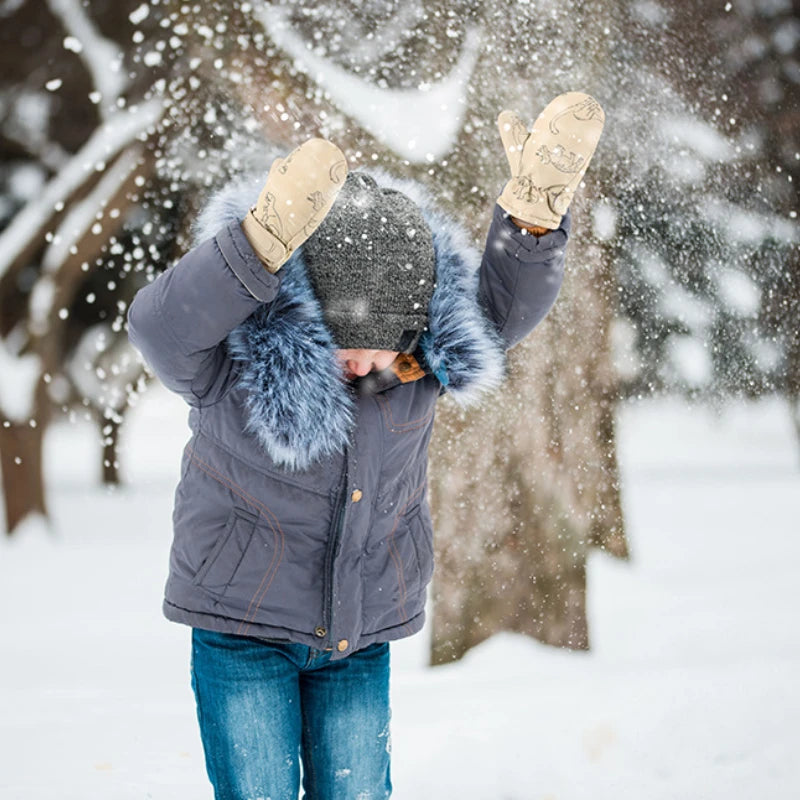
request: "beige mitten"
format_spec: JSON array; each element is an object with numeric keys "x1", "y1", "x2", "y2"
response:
[
  {"x1": 242, "y1": 138, "x2": 348, "y2": 273},
  {"x1": 497, "y1": 92, "x2": 605, "y2": 229}
]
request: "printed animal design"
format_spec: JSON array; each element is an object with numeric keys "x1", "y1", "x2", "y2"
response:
[
  {"x1": 256, "y1": 191, "x2": 284, "y2": 240},
  {"x1": 507, "y1": 115, "x2": 530, "y2": 154},
  {"x1": 536, "y1": 144, "x2": 585, "y2": 174},
  {"x1": 511, "y1": 177, "x2": 572, "y2": 215},
  {"x1": 511, "y1": 176, "x2": 545, "y2": 205},
  {"x1": 307, "y1": 190, "x2": 327, "y2": 212},
  {"x1": 549, "y1": 97, "x2": 605, "y2": 135}
]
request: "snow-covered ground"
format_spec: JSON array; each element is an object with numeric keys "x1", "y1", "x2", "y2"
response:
[{"x1": 1, "y1": 390, "x2": 798, "y2": 799}]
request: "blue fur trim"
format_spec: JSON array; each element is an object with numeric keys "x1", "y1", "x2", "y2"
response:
[
  {"x1": 225, "y1": 249, "x2": 354, "y2": 471},
  {"x1": 193, "y1": 174, "x2": 264, "y2": 246},
  {"x1": 194, "y1": 168, "x2": 505, "y2": 468},
  {"x1": 363, "y1": 170, "x2": 506, "y2": 405},
  {"x1": 418, "y1": 212, "x2": 506, "y2": 403}
]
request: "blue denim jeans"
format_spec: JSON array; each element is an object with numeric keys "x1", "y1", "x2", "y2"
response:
[{"x1": 190, "y1": 628, "x2": 392, "y2": 800}]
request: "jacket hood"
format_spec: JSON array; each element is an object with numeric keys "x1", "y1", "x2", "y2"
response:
[{"x1": 193, "y1": 168, "x2": 506, "y2": 470}]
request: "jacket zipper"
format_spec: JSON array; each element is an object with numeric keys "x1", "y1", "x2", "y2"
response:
[{"x1": 321, "y1": 447, "x2": 349, "y2": 647}]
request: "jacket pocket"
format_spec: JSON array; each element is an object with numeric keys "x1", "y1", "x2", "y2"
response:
[
  {"x1": 192, "y1": 506, "x2": 260, "y2": 596},
  {"x1": 361, "y1": 501, "x2": 435, "y2": 634},
  {"x1": 405, "y1": 504, "x2": 435, "y2": 589}
]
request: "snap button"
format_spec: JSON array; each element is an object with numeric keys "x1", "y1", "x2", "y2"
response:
[
  {"x1": 337, "y1": 639, "x2": 349, "y2": 652},
  {"x1": 398, "y1": 361, "x2": 411, "y2": 372},
  {"x1": 314, "y1": 626, "x2": 327, "y2": 638},
  {"x1": 351, "y1": 489, "x2": 363, "y2": 503}
]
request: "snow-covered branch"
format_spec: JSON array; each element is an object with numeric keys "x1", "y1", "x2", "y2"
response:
[
  {"x1": 41, "y1": 145, "x2": 144, "y2": 274},
  {"x1": 0, "y1": 99, "x2": 163, "y2": 283},
  {"x1": 254, "y1": 3, "x2": 481, "y2": 162},
  {"x1": 45, "y1": 0, "x2": 128, "y2": 113}
]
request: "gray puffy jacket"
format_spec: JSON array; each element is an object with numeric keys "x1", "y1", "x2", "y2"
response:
[{"x1": 126, "y1": 171, "x2": 569, "y2": 658}]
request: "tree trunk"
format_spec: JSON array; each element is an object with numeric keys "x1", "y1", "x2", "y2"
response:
[
  {"x1": 427, "y1": 0, "x2": 627, "y2": 665},
  {"x1": 0, "y1": 416, "x2": 48, "y2": 535},
  {"x1": 100, "y1": 415, "x2": 122, "y2": 486}
]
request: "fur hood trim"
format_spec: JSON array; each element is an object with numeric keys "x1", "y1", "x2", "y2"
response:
[{"x1": 194, "y1": 169, "x2": 506, "y2": 470}]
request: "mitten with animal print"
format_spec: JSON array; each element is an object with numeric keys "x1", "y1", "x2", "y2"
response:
[
  {"x1": 497, "y1": 92, "x2": 605, "y2": 230},
  {"x1": 241, "y1": 138, "x2": 348, "y2": 273}
]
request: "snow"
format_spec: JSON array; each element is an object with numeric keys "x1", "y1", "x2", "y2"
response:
[
  {"x1": 8, "y1": 162, "x2": 46, "y2": 200},
  {"x1": 609, "y1": 318, "x2": 641, "y2": 381},
  {"x1": 254, "y1": 4, "x2": 481, "y2": 161},
  {"x1": 666, "y1": 335, "x2": 712, "y2": 386},
  {"x1": 46, "y1": 0, "x2": 127, "y2": 109},
  {"x1": 0, "y1": 345, "x2": 40, "y2": 423},
  {"x1": 591, "y1": 201, "x2": 618, "y2": 241},
  {"x1": 702, "y1": 196, "x2": 798, "y2": 246},
  {"x1": 4, "y1": 92, "x2": 66, "y2": 173},
  {"x1": 660, "y1": 116, "x2": 736, "y2": 162},
  {"x1": 773, "y1": 19, "x2": 800, "y2": 54},
  {"x1": 129, "y1": 3, "x2": 150, "y2": 26},
  {"x1": 631, "y1": 0, "x2": 671, "y2": 26},
  {"x1": 63, "y1": 35, "x2": 83, "y2": 54},
  {"x1": 660, "y1": 282, "x2": 713, "y2": 329},
  {"x1": 41, "y1": 146, "x2": 143, "y2": 275},
  {"x1": 1, "y1": 393, "x2": 798, "y2": 798},
  {"x1": 63, "y1": 323, "x2": 143, "y2": 412},
  {"x1": 0, "y1": 100, "x2": 162, "y2": 283},
  {"x1": 715, "y1": 268, "x2": 761, "y2": 317}
]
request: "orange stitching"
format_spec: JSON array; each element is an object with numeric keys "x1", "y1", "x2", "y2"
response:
[
  {"x1": 386, "y1": 479, "x2": 428, "y2": 624},
  {"x1": 185, "y1": 445, "x2": 286, "y2": 632},
  {"x1": 386, "y1": 536, "x2": 407, "y2": 608},
  {"x1": 375, "y1": 393, "x2": 435, "y2": 433},
  {"x1": 187, "y1": 448, "x2": 284, "y2": 630},
  {"x1": 188, "y1": 451, "x2": 283, "y2": 632},
  {"x1": 186, "y1": 445, "x2": 428, "y2": 639},
  {"x1": 376, "y1": 393, "x2": 434, "y2": 431}
]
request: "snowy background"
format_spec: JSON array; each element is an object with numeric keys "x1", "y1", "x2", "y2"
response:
[
  {"x1": 2, "y1": 390, "x2": 798, "y2": 799},
  {"x1": 1, "y1": 0, "x2": 799, "y2": 797}
]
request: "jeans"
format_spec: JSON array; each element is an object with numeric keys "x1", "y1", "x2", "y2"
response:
[{"x1": 190, "y1": 628, "x2": 392, "y2": 800}]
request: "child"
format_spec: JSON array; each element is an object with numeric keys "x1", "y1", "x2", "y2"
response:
[{"x1": 127, "y1": 92, "x2": 604, "y2": 800}]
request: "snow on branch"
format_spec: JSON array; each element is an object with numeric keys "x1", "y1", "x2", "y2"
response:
[
  {"x1": 0, "y1": 100, "x2": 163, "y2": 283},
  {"x1": 41, "y1": 146, "x2": 143, "y2": 275},
  {"x1": 702, "y1": 195, "x2": 799, "y2": 246},
  {"x1": 254, "y1": 3, "x2": 481, "y2": 162},
  {"x1": 0, "y1": 339, "x2": 40, "y2": 423},
  {"x1": 45, "y1": 0, "x2": 128, "y2": 111}
]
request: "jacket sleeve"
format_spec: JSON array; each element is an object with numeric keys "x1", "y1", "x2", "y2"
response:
[
  {"x1": 126, "y1": 220, "x2": 281, "y2": 407},
  {"x1": 478, "y1": 203, "x2": 570, "y2": 350}
]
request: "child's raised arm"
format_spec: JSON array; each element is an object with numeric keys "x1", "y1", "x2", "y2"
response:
[
  {"x1": 126, "y1": 139, "x2": 347, "y2": 407},
  {"x1": 478, "y1": 92, "x2": 605, "y2": 349}
]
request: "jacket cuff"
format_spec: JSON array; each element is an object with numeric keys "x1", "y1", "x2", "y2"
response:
[
  {"x1": 494, "y1": 203, "x2": 570, "y2": 263},
  {"x1": 215, "y1": 220, "x2": 281, "y2": 302}
]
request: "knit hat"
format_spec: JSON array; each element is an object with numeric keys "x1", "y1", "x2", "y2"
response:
[{"x1": 301, "y1": 172, "x2": 436, "y2": 353}]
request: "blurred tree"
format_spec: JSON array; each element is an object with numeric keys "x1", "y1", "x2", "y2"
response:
[
  {"x1": 0, "y1": 0, "x2": 171, "y2": 532},
  {"x1": 10, "y1": 0, "x2": 792, "y2": 670},
  {"x1": 600, "y1": 0, "x2": 798, "y2": 422},
  {"x1": 709, "y1": 0, "x2": 800, "y2": 446},
  {"x1": 1, "y1": 0, "x2": 628, "y2": 662},
  {"x1": 425, "y1": 0, "x2": 626, "y2": 662}
]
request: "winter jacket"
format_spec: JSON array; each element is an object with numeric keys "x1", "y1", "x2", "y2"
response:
[{"x1": 126, "y1": 171, "x2": 569, "y2": 659}]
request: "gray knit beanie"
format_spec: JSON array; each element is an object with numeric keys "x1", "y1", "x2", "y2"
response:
[{"x1": 302, "y1": 172, "x2": 436, "y2": 353}]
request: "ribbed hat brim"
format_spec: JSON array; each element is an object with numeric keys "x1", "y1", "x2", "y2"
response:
[{"x1": 323, "y1": 310, "x2": 429, "y2": 353}]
